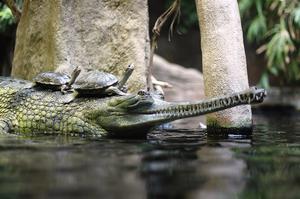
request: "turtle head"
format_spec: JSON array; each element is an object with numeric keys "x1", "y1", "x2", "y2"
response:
[{"x1": 67, "y1": 66, "x2": 81, "y2": 86}]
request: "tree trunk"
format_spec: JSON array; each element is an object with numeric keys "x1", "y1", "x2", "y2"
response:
[
  {"x1": 12, "y1": 0, "x2": 150, "y2": 92},
  {"x1": 195, "y1": 0, "x2": 252, "y2": 131}
]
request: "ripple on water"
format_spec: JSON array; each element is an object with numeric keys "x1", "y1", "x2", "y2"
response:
[{"x1": 0, "y1": 111, "x2": 299, "y2": 199}]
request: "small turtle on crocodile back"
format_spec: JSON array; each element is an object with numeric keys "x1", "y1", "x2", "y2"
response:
[
  {"x1": 73, "y1": 64, "x2": 134, "y2": 97},
  {"x1": 33, "y1": 67, "x2": 81, "y2": 93}
]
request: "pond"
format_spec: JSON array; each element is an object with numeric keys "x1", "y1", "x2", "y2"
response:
[{"x1": 0, "y1": 109, "x2": 299, "y2": 199}]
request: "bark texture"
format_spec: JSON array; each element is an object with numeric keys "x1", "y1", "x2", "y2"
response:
[
  {"x1": 195, "y1": 0, "x2": 252, "y2": 129},
  {"x1": 12, "y1": 0, "x2": 149, "y2": 92}
]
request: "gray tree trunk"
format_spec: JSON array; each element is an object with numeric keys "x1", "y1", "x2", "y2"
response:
[
  {"x1": 12, "y1": 0, "x2": 150, "y2": 92},
  {"x1": 195, "y1": 0, "x2": 252, "y2": 130}
]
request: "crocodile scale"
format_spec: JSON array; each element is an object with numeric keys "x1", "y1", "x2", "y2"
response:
[{"x1": 0, "y1": 78, "x2": 105, "y2": 137}]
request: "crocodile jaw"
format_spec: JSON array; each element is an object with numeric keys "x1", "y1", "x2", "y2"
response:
[{"x1": 98, "y1": 87, "x2": 266, "y2": 133}]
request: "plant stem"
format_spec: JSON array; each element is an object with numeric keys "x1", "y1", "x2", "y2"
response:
[{"x1": 146, "y1": 0, "x2": 181, "y2": 92}]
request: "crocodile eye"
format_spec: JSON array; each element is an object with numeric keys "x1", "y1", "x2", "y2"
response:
[{"x1": 137, "y1": 90, "x2": 149, "y2": 96}]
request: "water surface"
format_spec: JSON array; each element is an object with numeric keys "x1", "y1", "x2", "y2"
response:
[{"x1": 0, "y1": 110, "x2": 299, "y2": 199}]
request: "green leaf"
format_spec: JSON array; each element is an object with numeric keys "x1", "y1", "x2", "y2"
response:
[
  {"x1": 239, "y1": 0, "x2": 255, "y2": 16},
  {"x1": 0, "y1": 5, "x2": 14, "y2": 32},
  {"x1": 266, "y1": 22, "x2": 294, "y2": 70},
  {"x1": 246, "y1": 15, "x2": 267, "y2": 42},
  {"x1": 291, "y1": 6, "x2": 300, "y2": 27},
  {"x1": 269, "y1": 66, "x2": 279, "y2": 76},
  {"x1": 259, "y1": 72, "x2": 270, "y2": 88},
  {"x1": 289, "y1": 61, "x2": 300, "y2": 81},
  {"x1": 255, "y1": 0, "x2": 264, "y2": 16}
]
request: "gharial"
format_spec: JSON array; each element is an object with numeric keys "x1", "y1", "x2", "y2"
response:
[{"x1": 0, "y1": 76, "x2": 266, "y2": 137}]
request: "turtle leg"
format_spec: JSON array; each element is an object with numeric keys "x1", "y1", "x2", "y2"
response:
[
  {"x1": 60, "y1": 85, "x2": 69, "y2": 94},
  {"x1": 120, "y1": 85, "x2": 128, "y2": 93},
  {"x1": 105, "y1": 86, "x2": 128, "y2": 96}
]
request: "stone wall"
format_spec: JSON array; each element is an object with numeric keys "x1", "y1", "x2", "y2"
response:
[{"x1": 12, "y1": 0, "x2": 150, "y2": 92}]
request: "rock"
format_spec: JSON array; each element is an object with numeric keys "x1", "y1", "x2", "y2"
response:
[
  {"x1": 153, "y1": 55, "x2": 205, "y2": 128},
  {"x1": 12, "y1": 0, "x2": 150, "y2": 92}
]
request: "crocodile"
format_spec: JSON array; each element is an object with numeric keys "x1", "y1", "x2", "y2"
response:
[{"x1": 0, "y1": 77, "x2": 266, "y2": 137}]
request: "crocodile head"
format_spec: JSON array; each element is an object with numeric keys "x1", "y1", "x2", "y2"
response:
[{"x1": 87, "y1": 87, "x2": 266, "y2": 136}]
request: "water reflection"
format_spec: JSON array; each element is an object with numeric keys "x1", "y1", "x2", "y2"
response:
[
  {"x1": 142, "y1": 134, "x2": 203, "y2": 199},
  {"x1": 0, "y1": 137, "x2": 147, "y2": 199},
  {"x1": 0, "y1": 111, "x2": 298, "y2": 199},
  {"x1": 143, "y1": 130, "x2": 250, "y2": 199},
  {"x1": 236, "y1": 145, "x2": 300, "y2": 199}
]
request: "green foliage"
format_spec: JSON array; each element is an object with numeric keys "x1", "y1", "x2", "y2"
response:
[
  {"x1": 239, "y1": 0, "x2": 300, "y2": 86},
  {"x1": 0, "y1": 0, "x2": 22, "y2": 32},
  {"x1": 163, "y1": 0, "x2": 300, "y2": 86},
  {"x1": 0, "y1": 3, "x2": 14, "y2": 32}
]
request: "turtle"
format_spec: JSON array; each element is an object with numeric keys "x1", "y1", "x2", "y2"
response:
[
  {"x1": 73, "y1": 64, "x2": 135, "y2": 97},
  {"x1": 33, "y1": 67, "x2": 81, "y2": 93}
]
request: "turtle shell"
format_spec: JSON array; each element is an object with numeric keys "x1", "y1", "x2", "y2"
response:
[
  {"x1": 73, "y1": 70, "x2": 118, "y2": 95},
  {"x1": 34, "y1": 72, "x2": 71, "y2": 86}
]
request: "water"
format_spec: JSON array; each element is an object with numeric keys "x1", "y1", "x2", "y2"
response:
[{"x1": 0, "y1": 110, "x2": 299, "y2": 199}]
